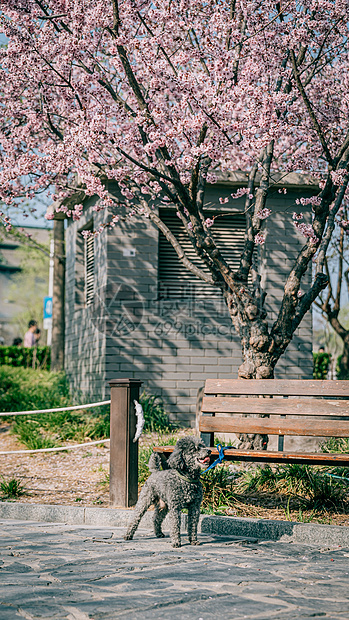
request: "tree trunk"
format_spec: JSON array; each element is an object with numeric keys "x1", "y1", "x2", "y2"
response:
[
  {"x1": 326, "y1": 312, "x2": 349, "y2": 380},
  {"x1": 51, "y1": 218, "x2": 65, "y2": 371},
  {"x1": 226, "y1": 290, "x2": 275, "y2": 450},
  {"x1": 338, "y1": 335, "x2": 349, "y2": 379},
  {"x1": 237, "y1": 349, "x2": 273, "y2": 451}
]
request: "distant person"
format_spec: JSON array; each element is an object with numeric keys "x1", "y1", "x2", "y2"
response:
[
  {"x1": 34, "y1": 327, "x2": 41, "y2": 345},
  {"x1": 23, "y1": 320, "x2": 37, "y2": 347},
  {"x1": 318, "y1": 346, "x2": 325, "y2": 353},
  {"x1": 0, "y1": 336, "x2": 4, "y2": 346},
  {"x1": 12, "y1": 337, "x2": 23, "y2": 347}
]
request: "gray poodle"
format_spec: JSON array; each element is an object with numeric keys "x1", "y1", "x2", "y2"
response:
[{"x1": 124, "y1": 436, "x2": 211, "y2": 547}]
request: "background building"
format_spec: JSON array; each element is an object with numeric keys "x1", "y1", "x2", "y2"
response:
[
  {"x1": 0, "y1": 227, "x2": 50, "y2": 345},
  {"x1": 64, "y1": 172, "x2": 317, "y2": 426}
]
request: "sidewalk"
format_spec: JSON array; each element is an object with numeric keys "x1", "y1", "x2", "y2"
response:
[{"x1": 0, "y1": 518, "x2": 349, "y2": 619}]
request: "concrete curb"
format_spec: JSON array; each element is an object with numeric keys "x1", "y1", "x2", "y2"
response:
[{"x1": 0, "y1": 501, "x2": 348, "y2": 546}]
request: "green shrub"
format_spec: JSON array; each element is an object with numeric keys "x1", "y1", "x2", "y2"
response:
[
  {"x1": 139, "y1": 392, "x2": 175, "y2": 433},
  {"x1": 240, "y1": 463, "x2": 313, "y2": 497},
  {"x1": 0, "y1": 366, "x2": 69, "y2": 414},
  {"x1": 306, "y1": 469, "x2": 347, "y2": 510},
  {"x1": 239, "y1": 463, "x2": 348, "y2": 510},
  {"x1": 12, "y1": 418, "x2": 58, "y2": 450},
  {"x1": 138, "y1": 435, "x2": 178, "y2": 486},
  {"x1": 321, "y1": 437, "x2": 349, "y2": 454},
  {"x1": 0, "y1": 366, "x2": 110, "y2": 448},
  {"x1": 0, "y1": 346, "x2": 51, "y2": 370},
  {"x1": 201, "y1": 464, "x2": 237, "y2": 513},
  {"x1": 0, "y1": 477, "x2": 26, "y2": 499},
  {"x1": 313, "y1": 352, "x2": 331, "y2": 379},
  {"x1": 336, "y1": 355, "x2": 349, "y2": 380}
]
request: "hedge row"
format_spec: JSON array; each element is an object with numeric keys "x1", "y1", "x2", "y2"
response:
[
  {"x1": 0, "y1": 346, "x2": 51, "y2": 370},
  {"x1": 313, "y1": 352, "x2": 331, "y2": 380}
]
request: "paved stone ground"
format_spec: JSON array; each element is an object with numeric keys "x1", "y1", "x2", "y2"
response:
[{"x1": 0, "y1": 520, "x2": 349, "y2": 619}]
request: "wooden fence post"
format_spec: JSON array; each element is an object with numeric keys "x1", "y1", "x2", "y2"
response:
[{"x1": 109, "y1": 378, "x2": 142, "y2": 508}]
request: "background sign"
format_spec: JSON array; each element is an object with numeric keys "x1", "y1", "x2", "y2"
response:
[{"x1": 43, "y1": 296, "x2": 53, "y2": 330}]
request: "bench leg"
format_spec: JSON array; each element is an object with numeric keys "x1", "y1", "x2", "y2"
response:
[
  {"x1": 201, "y1": 411, "x2": 215, "y2": 447},
  {"x1": 201, "y1": 432, "x2": 214, "y2": 448}
]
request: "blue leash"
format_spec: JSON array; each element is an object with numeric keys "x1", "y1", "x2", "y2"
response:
[
  {"x1": 202, "y1": 443, "x2": 234, "y2": 473},
  {"x1": 202, "y1": 450, "x2": 349, "y2": 482},
  {"x1": 325, "y1": 472, "x2": 349, "y2": 483}
]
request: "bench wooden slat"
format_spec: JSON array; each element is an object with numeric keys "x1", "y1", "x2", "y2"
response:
[
  {"x1": 153, "y1": 445, "x2": 349, "y2": 466},
  {"x1": 199, "y1": 415, "x2": 349, "y2": 437},
  {"x1": 201, "y1": 396, "x2": 349, "y2": 417},
  {"x1": 204, "y1": 379, "x2": 349, "y2": 397}
]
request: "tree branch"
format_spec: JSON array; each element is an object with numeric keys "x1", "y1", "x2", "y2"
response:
[
  {"x1": 291, "y1": 272, "x2": 328, "y2": 333},
  {"x1": 290, "y1": 49, "x2": 333, "y2": 165},
  {"x1": 143, "y1": 207, "x2": 216, "y2": 285},
  {"x1": 189, "y1": 123, "x2": 208, "y2": 204},
  {"x1": 334, "y1": 225, "x2": 344, "y2": 312},
  {"x1": 316, "y1": 170, "x2": 349, "y2": 272},
  {"x1": 236, "y1": 161, "x2": 259, "y2": 281}
]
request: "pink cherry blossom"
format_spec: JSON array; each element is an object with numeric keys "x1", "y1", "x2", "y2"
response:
[
  {"x1": 254, "y1": 232, "x2": 266, "y2": 245},
  {"x1": 0, "y1": 0, "x2": 348, "y2": 377},
  {"x1": 256, "y1": 208, "x2": 272, "y2": 220}
]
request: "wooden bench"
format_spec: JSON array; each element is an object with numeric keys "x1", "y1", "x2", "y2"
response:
[{"x1": 154, "y1": 379, "x2": 349, "y2": 467}]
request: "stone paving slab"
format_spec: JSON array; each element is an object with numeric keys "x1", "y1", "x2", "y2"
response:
[{"x1": 0, "y1": 520, "x2": 349, "y2": 619}]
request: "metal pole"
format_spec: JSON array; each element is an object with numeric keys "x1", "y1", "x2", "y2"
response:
[
  {"x1": 47, "y1": 238, "x2": 54, "y2": 346},
  {"x1": 109, "y1": 378, "x2": 142, "y2": 508},
  {"x1": 51, "y1": 218, "x2": 65, "y2": 370}
]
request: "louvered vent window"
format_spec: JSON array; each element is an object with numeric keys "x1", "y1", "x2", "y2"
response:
[
  {"x1": 158, "y1": 209, "x2": 250, "y2": 298},
  {"x1": 85, "y1": 234, "x2": 94, "y2": 306}
]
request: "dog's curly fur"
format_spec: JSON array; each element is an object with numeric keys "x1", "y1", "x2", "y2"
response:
[{"x1": 124, "y1": 436, "x2": 211, "y2": 547}]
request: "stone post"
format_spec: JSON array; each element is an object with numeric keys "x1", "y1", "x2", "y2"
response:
[{"x1": 109, "y1": 378, "x2": 142, "y2": 507}]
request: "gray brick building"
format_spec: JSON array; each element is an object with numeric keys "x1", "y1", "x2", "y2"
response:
[{"x1": 64, "y1": 172, "x2": 317, "y2": 426}]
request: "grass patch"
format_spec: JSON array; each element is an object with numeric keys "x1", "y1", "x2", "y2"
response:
[
  {"x1": 321, "y1": 437, "x2": 349, "y2": 454},
  {"x1": 1, "y1": 366, "x2": 110, "y2": 448},
  {"x1": 139, "y1": 435, "x2": 178, "y2": 486},
  {"x1": 238, "y1": 463, "x2": 349, "y2": 511},
  {"x1": 11, "y1": 418, "x2": 58, "y2": 450},
  {"x1": 201, "y1": 464, "x2": 237, "y2": 514},
  {"x1": 139, "y1": 392, "x2": 175, "y2": 433},
  {"x1": 3, "y1": 367, "x2": 173, "y2": 449},
  {"x1": 10, "y1": 401, "x2": 111, "y2": 449},
  {"x1": 1, "y1": 477, "x2": 26, "y2": 499},
  {"x1": 0, "y1": 366, "x2": 70, "y2": 415}
]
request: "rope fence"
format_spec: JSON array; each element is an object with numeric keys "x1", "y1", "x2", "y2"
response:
[
  {"x1": 0, "y1": 401, "x2": 111, "y2": 455},
  {"x1": 1, "y1": 379, "x2": 142, "y2": 507},
  {"x1": 0, "y1": 438, "x2": 110, "y2": 456},
  {"x1": 0, "y1": 400, "x2": 111, "y2": 417}
]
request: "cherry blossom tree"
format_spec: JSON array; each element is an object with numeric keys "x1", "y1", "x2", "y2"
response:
[{"x1": 1, "y1": 0, "x2": 349, "y2": 383}]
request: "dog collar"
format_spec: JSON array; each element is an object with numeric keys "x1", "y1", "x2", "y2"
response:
[{"x1": 175, "y1": 471, "x2": 200, "y2": 484}]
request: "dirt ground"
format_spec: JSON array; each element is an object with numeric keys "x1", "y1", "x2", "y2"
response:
[
  {"x1": 0, "y1": 423, "x2": 110, "y2": 506},
  {"x1": 1, "y1": 422, "x2": 349, "y2": 527}
]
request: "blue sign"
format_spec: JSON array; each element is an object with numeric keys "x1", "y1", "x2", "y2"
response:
[{"x1": 43, "y1": 296, "x2": 53, "y2": 320}]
